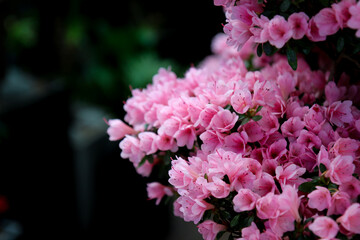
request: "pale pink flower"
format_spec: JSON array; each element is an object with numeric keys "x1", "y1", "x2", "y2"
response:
[
  {"x1": 241, "y1": 222, "x2": 261, "y2": 240},
  {"x1": 119, "y1": 135, "x2": 145, "y2": 164},
  {"x1": 348, "y1": 1, "x2": 360, "y2": 37},
  {"x1": 306, "y1": 18, "x2": 327, "y2": 42},
  {"x1": 231, "y1": 88, "x2": 252, "y2": 114},
  {"x1": 281, "y1": 117, "x2": 305, "y2": 139},
  {"x1": 206, "y1": 177, "x2": 230, "y2": 199},
  {"x1": 288, "y1": 12, "x2": 309, "y2": 40},
  {"x1": 209, "y1": 108, "x2": 238, "y2": 132},
  {"x1": 314, "y1": 7, "x2": 340, "y2": 36},
  {"x1": 214, "y1": 0, "x2": 233, "y2": 6},
  {"x1": 267, "y1": 15, "x2": 293, "y2": 48},
  {"x1": 174, "y1": 124, "x2": 196, "y2": 149},
  {"x1": 337, "y1": 203, "x2": 360, "y2": 234},
  {"x1": 307, "y1": 186, "x2": 332, "y2": 211},
  {"x1": 252, "y1": 172, "x2": 276, "y2": 197},
  {"x1": 330, "y1": 137, "x2": 359, "y2": 159},
  {"x1": 195, "y1": 104, "x2": 218, "y2": 128},
  {"x1": 253, "y1": 80, "x2": 280, "y2": 108},
  {"x1": 276, "y1": 72, "x2": 296, "y2": 100},
  {"x1": 138, "y1": 132, "x2": 158, "y2": 155},
  {"x1": 275, "y1": 164, "x2": 306, "y2": 188},
  {"x1": 233, "y1": 188, "x2": 260, "y2": 212},
  {"x1": 176, "y1": 196, "x2": 214, "y2": 224},
  {"x1": 146, "y1": 182, "x2": 173, "y2": 205},
  {"x1": 326, "y1": 100, "x2": 353, "y2": 128},
  {"x1": 259, "y1": 229, "x2": 281, "y2": 240},
  {"x1": 106, "y1": 119, "x2": 135, "y2": 141},
  {"x1": 200, "y1": 130, "x2": 225, "y2": 153},
  {"x1": 156, "y1": 133, "x2": 178, "y2": 152},
  {"x1": 278, "y1": 185, "x2": 302, "y2": 222},
  {"x1": 317, "y1": 145, "x2": 331, "y2": 170},
  {"x1": 198, "y1": 220, "x2": 226, "y2": 240},
  {"x1": 168, "y1": 157, "x2": 195, "y2": 189},
  {"x1": 256, "y1": 108, "x2": 280, "y2": 135},
  {"x1": 304, "y1": 104, "x2": 325, "y2": 134},
  {"x1": 250, "y1": 15, "x2": 270, "y2": 43},
  {"x1": 327, "y1": 191, "x2": 351, "y2": 216},
  {"x1": 327, "y1": 155, "x2": 355, "y2": 185},
  {"x1": 309, "y1": 216, "x2": 339, "y2": 239}
]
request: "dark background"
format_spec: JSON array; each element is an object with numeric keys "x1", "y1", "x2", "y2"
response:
[{"x1": 0, "y1": 0, "x2": 224, "y2": 239}]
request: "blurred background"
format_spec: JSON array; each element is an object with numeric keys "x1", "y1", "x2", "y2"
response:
[{"x1": 0, "y1": 0, "x2": 224, "y2": 239}]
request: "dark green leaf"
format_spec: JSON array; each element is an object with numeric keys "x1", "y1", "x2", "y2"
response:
[
  {"x1": 256, "y1": 105, "x2": 263, "y2": 113},
  {"x1": 138, "y1": 156, "x2": 147, "y2": 168},
  {"x1": 263, "y1": 42, "x2": 273, "y2": 56},
  {"x1": 237, "y1": 114, "x2": 247, "y2": 120},
  {"x1": 220, "y1": 210, "x2": 232, "y2": 221},
  {"x1": 337, "y1": 37, "x2": 345, "y2": 52},
  {"x1": 230, "y1": 214, "x2": 241, "y2": 228},
  {"x1": 328, "y1": 183, "x2": 338, "y2": 190},
  {"x1": 216, "y1": 231, "x2": 226, "y2": 240},
  {"x1": 304, "y1": 217, "x2": 313, "y2": 224},
  {"x1": 252, "y1": 115, "x2": 262, "y2": 121},
  {"x1": 319, "y1": 163, "x2": 327, "y2": 173},
  {"x1": 286, "y1": 46, "x2": 297, "y2": 70},
  {"x1": 245, "y1": 214, "x2": 255, "y2": 227},
  {"x1": 319, "y1": 0, "x2": 329, "y2": 7},
  {"x1": 241, "y1": 117, "x2": 251, "y2": 125},
  {"x1": 258, "y1": 0, "x2": 264, "y2": 3},
  {"x1": 257, "y1": 44, "x2": 263, "y2": 57},
  {"x1": 280, "y1": 0, "x2": 291, "y2": 12},
  {"x1": 298, "y1": 181, "x2": 316, "y2": 193}
]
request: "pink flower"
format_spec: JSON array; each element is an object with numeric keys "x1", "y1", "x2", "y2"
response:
[
  {"x1": 119, "y1": 135, "x2": 145, "y2": 164},
  {"x1": 147, "y1": 182, "x2": 173, "y2": 205},
  {"x1": 297, "y1": 129, "x2": 322, "y2": 149},
  {"x1": 327, "y1": 191, "x2": 351, "y2": 216},
  {"x1": 307, "y1": 186, "x2": 332, "y2": 211},
  {"x1": 267, "y1": 15, "x2": 293, "y2": 48},
  {"x1": 106, "y1": 119, "x2": 135, "y2": 141},
  {"x1": 195, "y1": 104, "x2": 218, "y2": 128},
  {"x1": 209, "y1": 108, "x2": 238, "y2": 132},
  {"x1": 339, "y1": 177, "x2": 360, "y2": 199},
  {"x1": 332, "y1": 0, "x2": 356, "y2": 28},
  {"x1": 206, "y1": 177, "x2": 230, "y2": 199},
  {"x1": 327, "y1": 155, "x2": 355, "y2": 185},
  {"x1": 306, "y1": 17, "x2": 327, "y2": 42},
  {"x1": 337, "y1": 203, "x2": 360, "y2": 234},
  {"x1": 281, "y1": 117, "x2": 305, "y2": 140},
  {"x1": 213, "y1": 0, "x2": 233, "y2": 6},
  {"x1": 288, "y1": 12, "x2": 309, "y2": 40},
  {"x1": 330, "y1": 137, "x2": 359, "y2": 159},
  {"x1": 138, "y1": 132, "x2": 158, "y2": 155},
  {"x1": 304, "y1": 104, "x2": 325, "y2": 134},
  {"x1": 309, "y1": 216, "x2": 339, "y2": 239},
  {"x1": 278, "y1": 185, "x2": 302, "y2": 222},
  {"x1": 276, "y1": 72, "x2": 296, "y2": 100},
  {"x1": 348, "y1": 1, "x2": 360, "y2": 37},
  {"x1": 198, "y1": 220, "x2": 226, "y2": 240},
  {"x1": 275, "y1": 164, "x2": 306, "y2": 188},
  {"x1": 176, "y1": 196, "x2": 214, "y2": 224},
  {"x1": 174, "y1": 124, "x2": 196, "y2": 149},
  {"x1": 223, "y1": 132, "x2": 249, "y2": 153},
  {"x1": 314, "y1": 7, "x2": 340, "y2": 36},
  {"x1": 241, "y1": 222, "x2": 261, "y2": 240},
  {"x1": 200, "y1": 130, "x2": 225, "y2": 153},
  {"x1": 242, "y1": 121, "x2": 264, "y2": 142},
  {"x1": 256, "y1": 108, "x2": 280, "y2": 135},
  {"x1": 268, "y1": 211, "x2": 295, "y2": 237},
  {"x1": 256, "y1": 192, "x2": 281, "y2": 219},
  {"x1": 325, "y1": 81, "x2": 346, "y2": 105},
  {"x1": 252, "y1": 172, "x2": 276, "y2": 197},
  {"x1": 326, "y1": 100, "x2": 353, "y2": 127},
  {"x1": 231, "y1": 88, "x2": 252, "y2": 114},
  {"x1": 233, "y1": 188, "x2": 260, "y2": 212},
  {"x1": 156, "y1": 133, "x2": 178, "y2": 152}
]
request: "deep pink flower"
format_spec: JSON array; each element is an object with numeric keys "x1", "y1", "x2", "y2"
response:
[
  {"x1": 348, "y1": 1, "x2": 360, "y2": 37},
  {"x1": 306, "y1": 17, "x2": 327, "y2": 42},
  {"x1": 297, "y1": 129, "x2": 322, "y2": 149},
  {"x1": 267, "y1": 15, "x2": 293, "y2": 48},
  {"x1": 223, "y1": 132, "x2": 249, "y2": 153},
  {"x1": 198, "y1": 220, "x2": 226, "y2": 240},
  {"x1": 337, "y1": 203, "x2": 360, "y2": 234},
  {"x1": 252, "y1": 172, "x2": 276, "y2": 197},
  {"x1": 339, "y1": 177, "x2": 360, "y2": 199},
  {"x1": 327, "y1": 191, "x2": 351, "y2": 216},
  {"x1": 307, "y1": 186, "x2": 332, "y2": 211},
  {"x1": 332, "y1": 0, "x2": 356, "y2": 28},
  {"x1": 288, "y1": 12, "x2": 309, "y2": 40},
  {"x1": 147, "y1": 182, "x2": 173, "y2": 205},
  {"x1": 281, "y1": 117, "x2": 305, "y2": 139},
  {"x1": 314, "y1": 7, "x2": 340, "y2": 36},
  {"x1": 330, "y1": 137, "x2": 359, "y2": 159},
  {"x1": 276, "y1": 72, "x2": 296, "y2": 100},
  {"x1": 304, "y1": 104, "x2": 325, "y2": 134},
  {"x1": 233, "y1": 189, "x2": 260, "y2": 212},
  {"x1": 326, "y1": 100, "x2": 353, "y2": 128},
  {"x1": 327, "y1": 155, "x2": 355, "y2": 185},
  {"x1": 231, "y1": 88, "x2": 252, "y2": 114},
  {"x1": 242, "y1": 121, "x2": 264, "y2": 142},
  {"x1": 309, "y1": 216, "x2": 339, "y2": 239},
  {"x1": 106, "y1": 119, "x2": 136, "y2": 141}
]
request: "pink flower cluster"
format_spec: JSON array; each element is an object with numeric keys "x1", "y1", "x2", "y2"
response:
[
  {"x1": 219, "y1": 0, "x2": 360, "y2": 49},
  {"x1": 107, "y1": 32, "x2": 360, "y2": 239}
]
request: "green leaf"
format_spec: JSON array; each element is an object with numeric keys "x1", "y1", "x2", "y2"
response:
[
  {"x1": 280, "y1": 0, "x2": 291, "y2": 12},
  {"x1": 337, "y1": 36, "x2": 345, "y2": 52},
  {"x1": 138, "y1": 156, "x2": 147, "y2": 168},
  {"x1": 241, "y1": 117, "x2": 251, "y2": 125},
  {"x1": 298, "y1": 181, "x2": 316, "y2": 193},
  {"x1": 286, "y1": 46, "x2": 297, "y2": 70},
  {"x1": 257, "y1": 44, "x2": 263, "y2": 57},
  {"x1": 319, "y1": 163, "x2": 327, "y2": 173},
  {"x1": 230, "y1": 214, "x2": 241, "y2": 228},
  {"x1": 216, "y1": 231, "x2": 226, "y2": 240},
  {"x1": 237, "y1": 114, "x2": 247, "y2": 120},
  {"x1": 252, "y1": 115, "x2": 262, "y2": 121},
  {"x1": 220, "y1": 210, "x2": 232, "y2": 221},
  {"x1": 245, "y1": 214, "x2": 255, "y2": 227},
  {"x1": 263, "y1": 42, "x2": 273, "y2": 56},
  {"x1": 255, "y1": 105, "x2": 263, "y2": 113}
]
